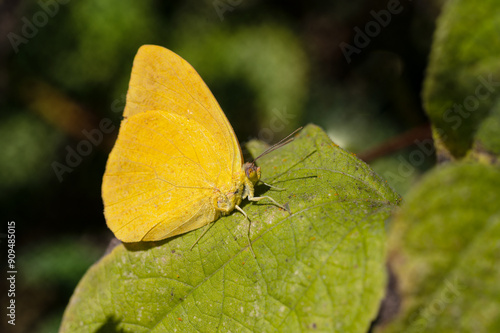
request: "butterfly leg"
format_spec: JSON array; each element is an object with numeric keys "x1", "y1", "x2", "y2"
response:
[
  {"x1": 235, "y1": 205, "x2": 256, "y2": 258},
  {"x1": 248, "y1": 195, "x2": 291, "y2": 214},
  {"x1": 190, "y1": 221, "x2": 215, "y2": 251},
  {"x1": 260, "y1": 181, "x2": 285, "y2": 191}
]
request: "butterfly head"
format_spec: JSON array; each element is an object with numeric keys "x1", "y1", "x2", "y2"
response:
[{"x1": 243, "y1": 162, "x2": 261, "y2": 184}]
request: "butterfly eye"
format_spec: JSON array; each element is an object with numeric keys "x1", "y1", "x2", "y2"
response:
[{"x1": 244, "y1": 163, "x2": 261, "y2": 183}]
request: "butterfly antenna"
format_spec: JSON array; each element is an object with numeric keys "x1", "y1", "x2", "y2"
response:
[{"x1": 252, "y1": 127, "x2": 303, "y2": 163}]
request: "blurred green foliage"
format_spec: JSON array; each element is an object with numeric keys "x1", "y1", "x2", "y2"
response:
[
  {"x1": 472, "y1": 102, "x2": 500, "y2": 162},
  {"x1": 379, "y1": 0, "x2": 500, "y2": 331},
  {"x1": 423, "y1": 0, "x2": 500, "y2": 159},
  {"x1": 382, "y1": 163, "x2": 500, "y2": 332},
  {"x1": 20, "y1": 238, "x2": 102, "y2": 289},
  {"x1": 0, "y1": 111, "x2": 62, "y2": 189},
  {"x1": 19, "y1": 0, "x2": 159, "y2": 94},
  {"x1": 174, "y1": 24, "x2": 308, "y2": 138}
]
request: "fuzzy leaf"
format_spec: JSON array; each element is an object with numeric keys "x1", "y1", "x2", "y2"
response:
[
  {"x1": 423, "y1": 0, "x2": 500, "y2": 159},
  {"x1": 380, "y1": 163, "x2": 500, "y2": 332},
  {"x1": 469, "y1": 101, "x2": 500, "y2": 165}
]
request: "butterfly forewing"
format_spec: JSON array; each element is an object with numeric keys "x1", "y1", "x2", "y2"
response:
[{"x1": 102, "y1": 45, "x2": 244, "y2": 242}]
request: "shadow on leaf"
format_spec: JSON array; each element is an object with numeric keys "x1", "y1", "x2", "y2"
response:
[{"x1": 95, "y1": 317, "x2": 127, "y2": 333}]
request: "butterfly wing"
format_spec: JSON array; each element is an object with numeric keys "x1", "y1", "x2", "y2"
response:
[
  {"x1": 125, "y1": 45, "x2": 242, "y2": 173},
  {"x1": 102, "y1": 45, "x2": 243, "y2": 242}
]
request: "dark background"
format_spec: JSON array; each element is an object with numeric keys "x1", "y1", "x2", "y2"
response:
[{"x1": 0, "y1": 0, "x2": 441, "y2": 332}]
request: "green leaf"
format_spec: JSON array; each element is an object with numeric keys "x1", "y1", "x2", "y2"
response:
[
  {"x1": 60, "y1": 124, "x2": 399, "y2": 333},
  {"x1": 423, "y1": 0, "x2": 500, "y2": 159},
  {"x1": 469, "y1": 100, "x2": 500, "y2": 165},
  {"x1": 380, "y1": 163, "x2": 500, "y2": 332}
]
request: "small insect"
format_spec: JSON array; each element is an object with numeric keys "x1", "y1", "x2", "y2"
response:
[{"x1": 102, "y1": 45, "x2": 298, "y2": 256}]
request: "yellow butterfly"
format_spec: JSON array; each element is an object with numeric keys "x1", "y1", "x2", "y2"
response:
[{"x1": 102, "y1": 45, "x2": 294, "y2": 255}]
